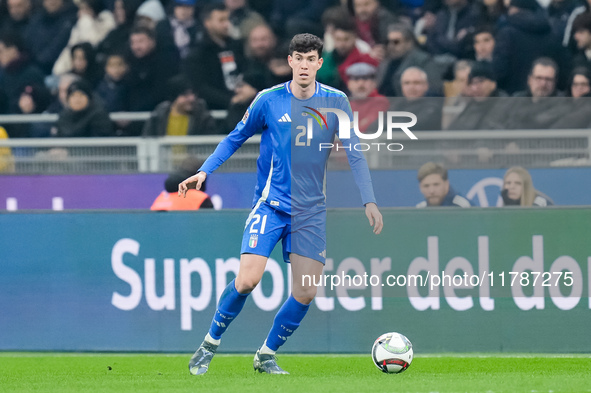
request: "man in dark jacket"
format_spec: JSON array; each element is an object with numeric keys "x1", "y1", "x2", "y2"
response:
[
  {"x1": 97, "y1": 0, "x2": 144, "y2": 63},
  {"x1": 492, "y1": 0, "x2": 564, "y2": 94},
  {"x1": 0, "y1": 33, "x2": 45, "y2": 116},
  {"x1": 505, "y1": 57, "x2": 570, "y2": 129},
  {"x1": 183, "y1": 3, "x2": 244, "y2": 110},
  {"x1": 377, "y1": 24, "x2": 443, "y2": 96},
  {"x1": 55, "y1": 80, "x2": 114, "y2": 137},
  {"x1": 427, "y1": 0, "x2": 481, "y2": 59},
  {"x1": 24, "y1": 0, "x2": 77, "y2": 74},
  {"x1": 448, "y1": 61, "x2": 509, "y2": 130},
  {"x1": 142, "y1": 76, "x2": 218, "y2": 137},
  {"x1": 1, "y1": 0, "x2": 33, "y2": 37},
  {"x1": 392, "y1": 67, "x2": 443, "y2": 131},
  {"x1": 126, "y1": 26, "x2": 178, "y2": 114},
  {"x1": 572, "y1": 12, "x2": 591, "y2": 70}
]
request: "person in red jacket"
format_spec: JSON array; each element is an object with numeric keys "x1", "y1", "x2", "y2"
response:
[{"x1": 346, "y1": 62, "x2": 390, "y2": 133}]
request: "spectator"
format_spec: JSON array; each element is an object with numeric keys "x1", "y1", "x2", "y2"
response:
[
  {"x1": 346, "y1": 62, "x2": 390, "y2": 133},
  {"x1": 353, "y1": 0, "x2": 400, "y2": 47},
  {"x1": 321, "y1": 6, "x2": 371, "y2": 55},
  {"x1": 30, "y1": 73, "x2": 80, "y2": 137},
  {"x1": 568, "y1": 65, "x2": 591, "y2": 97},
  {"x1": 151, "y1": 156, "x2": 214, "y2": 211},
  {"x1": 416, "y1": 162, "x2": 471, "y2": 207},
  {"x1": 501, "y1": 166, "x2": 554, "y2": 206},
  {"x1": 445, "y1": 59, "x2": 472, "y2": 98},
  {"x1": 155, "y1": 0, "x2": 198, "y2": 60},
  {"x1": 183, "y1": 4, "x2": 244, "y2": 110},
  {"x1": 69, "y1": 42, "x2": 102, "y2": 87},
  {"x1": 1, "y1": 0, "x2": 33, "y2": 37},
  {"x1": 476, "y1": 0, "x2": 507, "y2": 26},
  {"x1": 24, "y1": 0, "x2": 77, "y2": 74},
  {"x1": 95, "y1": 52, "x2": 129, "y2": 113},
  {"x1": 266, "y1": 43, "x2": 292, "y2": 86},
  {"x1": 505, "y1": 58, "x2": 569, "y2": 129},
  {"x1": 142, "y1": 75, "x2": 217, "y2": 137},
  {"x1": 127, "y1": 26, "x2": 178, "y2": 115},
  {"x1": 548, "y1": 0, "x2": 587, "y2": 48},
  {"x1": 492, "y1": 0, "x2": 564, "y2": 94},
  {"x1": 242, "y1": 24, "x2": 279, "y2": 90},
  {"x1": 447, "y1": 61, "x2": 508, "y2": 130},
  {"x1": 55, "y1": 79, "x2": 114, "y2": 137},
  {"x1": 392, "y1": 67, "x2": 443, "y2": 130},
  {"x1": 316, "y1": 16, "x2": 379, "y2": 89},
  {"x1": 9, "y1": 84, "x2": 52, "y2": 138},
  {"x1": 226, "y1": 0, "x2": 265, "y2": 40},
  {"x1": 52, "y1": 0, "x2": 116, "y2": 75},
  {"x1": 269, "y1": 0, "x2": 331, "y2": 39},
  {"x1": 47, "y1": 73, "x2": 80, "y2": 114},
  {"x1": 572, "y1": 12, "x2": 591, "y2": 70},
  {"x1": 0, "y1": 126, "x2": 14, "y2": 173},
  {"x1": 514, "y1": 57, "x2": 562, "y2": 98},
  {"x1": 426, "y1": 0, "x2": 481, "y2": 58},
  {"x1": 473, "y1": 26, "x2": 495, "y2": 61},
  {"x1": 135, "y1": 0, "x2": 166, "y2": 29},
  {"x1": 549, "y1": 66, "x2": 591, "y2": 128},
  {"x1": 0, "y1": 32, "x2": 45, "y2": 115},
  {"x1": 377, "y1": 24, "x2": 443, "y2": 96},
  {"x1": 96, "y1": 0, "x2": 143, "y2": 64},
  {"x1": 442, "y1": 59, "x2": 472, "y2": 127}
]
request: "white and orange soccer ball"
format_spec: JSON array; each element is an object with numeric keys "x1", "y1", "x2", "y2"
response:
[{"x1": 371, "y1": 332, "x2": 413, "y2": 374}]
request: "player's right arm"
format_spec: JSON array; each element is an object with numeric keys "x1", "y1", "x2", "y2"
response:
[{"x1": 178, "y1": 94, "x2": 266, "y2": 197}]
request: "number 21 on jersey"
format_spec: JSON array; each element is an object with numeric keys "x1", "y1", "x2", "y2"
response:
[{"x1": 249, "y1": 214, "x2": 267, "y2": 234}]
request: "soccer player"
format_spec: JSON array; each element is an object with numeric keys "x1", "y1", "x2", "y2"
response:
[{"x1": 178, "y1": 33, "x2": 383, "y2": 375}]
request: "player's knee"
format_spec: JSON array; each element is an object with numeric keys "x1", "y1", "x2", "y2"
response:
[
  {"x1": 292, "y1": 286, "x2": 317, "y2": 305},
  {"x1": 235, "y1": 276, "x2": 260, "y2": 294}
]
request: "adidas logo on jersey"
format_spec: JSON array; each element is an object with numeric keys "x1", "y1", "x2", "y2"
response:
[{"x1": 278, "y1": 113, "x2": 292, "y2": 122}]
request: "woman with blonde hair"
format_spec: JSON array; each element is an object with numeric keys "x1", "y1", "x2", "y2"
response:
[{"x1": 501, "y1": 166, "x2": 553, "y2": 207}]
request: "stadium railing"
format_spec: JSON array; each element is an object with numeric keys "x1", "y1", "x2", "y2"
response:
[{"x1": 0, "y1": 113, "x2": 590, "y2": 173}]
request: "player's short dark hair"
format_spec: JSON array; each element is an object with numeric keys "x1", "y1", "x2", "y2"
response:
[
  {"x1": 417, "y1": 162, "x2": 448, "y2": 183},
  {"x1": 288, "y1": 33, "x2": 323, "y2": 58},
  {"x1": 200, "y1": 3, "x2": 226, "y2": 23},
  {"x1": 130, "y1": 25, "x2": 155, "y2": 40}
]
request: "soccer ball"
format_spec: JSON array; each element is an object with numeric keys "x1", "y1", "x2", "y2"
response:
[{"x1": 371, "y1": 332, "x2": 413, "y2": 374}]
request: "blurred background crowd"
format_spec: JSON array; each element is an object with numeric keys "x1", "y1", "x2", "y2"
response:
[{"x1": 1, "y1": 0, "x2": 591, "y2": 139}]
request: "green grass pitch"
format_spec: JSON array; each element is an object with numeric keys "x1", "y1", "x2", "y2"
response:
[{"x1": 1, "y1": 353, "x2": 590, "y2": 393}]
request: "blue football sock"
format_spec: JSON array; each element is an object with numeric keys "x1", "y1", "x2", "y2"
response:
[
  {"x1": 208, "y1": 279, "x2": 249, "y2": 340},
  {"x1": 265, "y1": 295, "x2": 310, "y2": 351}
]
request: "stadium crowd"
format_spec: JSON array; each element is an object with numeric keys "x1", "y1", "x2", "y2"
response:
[{"x1": 0, "y1": 0, "x2": 591, "y2": 138}]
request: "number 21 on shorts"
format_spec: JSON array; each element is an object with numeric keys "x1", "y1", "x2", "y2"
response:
[{"x1": 249, "y1": 214, "x2": 267, "y2": 234}]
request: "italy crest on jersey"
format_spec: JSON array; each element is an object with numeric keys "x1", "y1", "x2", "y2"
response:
[{"x1": 249, "y1": 234, "x2": 258, "y2": 248}]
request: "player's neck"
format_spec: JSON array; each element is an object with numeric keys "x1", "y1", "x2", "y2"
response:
[{"x1": 290, "y1": 80, "x2": 316, "y2": 100}]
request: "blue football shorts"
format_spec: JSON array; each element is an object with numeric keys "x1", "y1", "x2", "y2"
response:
[{"x1": 240, "y1": 202, "x2": 326, "y2": 264}]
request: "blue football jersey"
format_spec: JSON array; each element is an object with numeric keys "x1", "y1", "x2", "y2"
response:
[{"x1": 199, "y1": 81, "x2": 376, "y2": 214}]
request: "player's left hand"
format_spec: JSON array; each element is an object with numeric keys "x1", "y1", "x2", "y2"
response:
[{"x1": 365, "y1": 202, "x2": 383, "y2": 235}]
